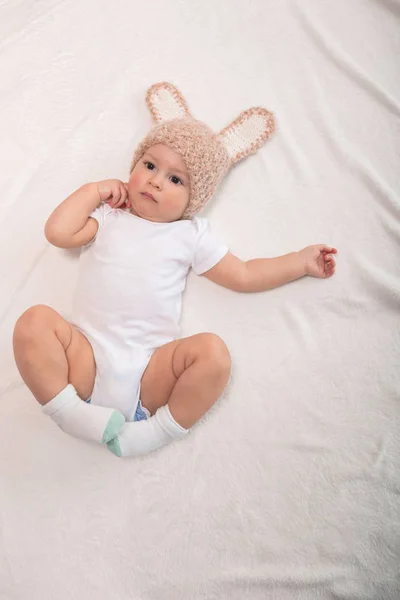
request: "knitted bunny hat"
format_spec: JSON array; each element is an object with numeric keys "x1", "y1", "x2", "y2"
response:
[{"x1": 130, "y1": 82, "x2": 276, "y2": 220}]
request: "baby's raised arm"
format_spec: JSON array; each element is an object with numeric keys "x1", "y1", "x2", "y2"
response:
[
  {"x1": 45, "y1": 183, "x2": 101, "y2": 248},
  {"x1": 45, "y1": 179, "x2": 128, "y2": 248}
]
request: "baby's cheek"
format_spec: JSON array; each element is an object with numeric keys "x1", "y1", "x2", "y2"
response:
[
  {"x1": 129, "y1": 172, "x2": 141, "y2": 192},
  {"x1": 168, "y1": 191, "x2": 190, "y2": 215}
]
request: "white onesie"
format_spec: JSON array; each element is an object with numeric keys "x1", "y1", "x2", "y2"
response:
[{"x1": 70, "y1": 203, "x2": 229, "y2": 421}]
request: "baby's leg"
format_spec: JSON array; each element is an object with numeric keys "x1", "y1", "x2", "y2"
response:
[
  {"x1": 13, "y1": 305, "x2": 124, "y2": 444},
  {"x1": 141, "y1": 333, "x2": 232, "y2": 428},
  {"x1": 107, "y1": 333, "x2": 231, "y2": 457}
]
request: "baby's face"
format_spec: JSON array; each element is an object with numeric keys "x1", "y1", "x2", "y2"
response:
[{"x1": 127, "y1": 144, "x2": 190, "y2": 222}]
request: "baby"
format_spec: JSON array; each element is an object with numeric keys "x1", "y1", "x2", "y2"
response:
[{"x1": 13, "y1": 82, "x2": 337, "y2": 458}]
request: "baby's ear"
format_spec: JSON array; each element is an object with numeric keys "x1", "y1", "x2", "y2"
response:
[
  {"x1": 145, "y1": 82, "x2": 191, "y2": 123},
  {"x1": 218, "y1": 107, "x2": 275, "y2": 165}
]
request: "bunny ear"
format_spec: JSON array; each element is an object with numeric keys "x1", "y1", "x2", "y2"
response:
[
  {"x1": 145, "y1": 82, "x2": 191, "y2": 123},
  {"x1": 218, "y1": 107, "x2": 275, "y2": 165}
]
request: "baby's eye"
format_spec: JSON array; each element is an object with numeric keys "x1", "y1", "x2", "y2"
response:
[
  {"x1": 170, "y1": 175, "x2": 182, "y2": 185},
  {"x1": 144, "y1": 161, "x2": 155, "y2": 170}
]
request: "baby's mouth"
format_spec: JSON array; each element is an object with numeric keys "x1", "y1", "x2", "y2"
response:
[{"x1": 141, "y1": 192, "x2": 157, "y2": 202}]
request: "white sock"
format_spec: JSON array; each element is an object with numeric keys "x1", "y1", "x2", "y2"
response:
[
  {"x1": 107, "y1": 404, "x2": 189, "y2": 457},
  {"x1": 41, "y1": 384, "x2": 125, "y2": 444}
]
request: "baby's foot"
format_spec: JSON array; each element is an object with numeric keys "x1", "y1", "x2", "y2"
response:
[{"x1": 42, "y1": 384, "x2": 125, "y2": 444}]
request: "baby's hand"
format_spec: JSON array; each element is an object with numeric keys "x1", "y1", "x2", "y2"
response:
[
  {"x1": 96, "y1": 179, "x2": 130, "y2": 209},
  {"x1": 299, "y1": 245, "x2": 337, "y2": 279}
]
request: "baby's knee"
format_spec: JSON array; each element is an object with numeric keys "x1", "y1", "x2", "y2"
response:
[
  {"x1": 198, "y1": 333, "x2": 231, "y2": 375},
  {"x1": 14, "y1": 305, "x2": 53, "y2": 340}
]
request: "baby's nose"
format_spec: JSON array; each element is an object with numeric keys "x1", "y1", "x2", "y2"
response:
[{"x1": 149, "y1": 176, "x2": 162, "y2": 189}]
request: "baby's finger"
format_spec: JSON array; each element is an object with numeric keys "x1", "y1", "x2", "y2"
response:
[
  {"x1": 121, "y1": 184, "x2": 128, "y2": 201},
  {"x1": 115, "y1": 186, "x2": 130, "y2": 208},
  {"x1": 114, "y1": 196, "x2": 126, "y2": 208},
  {"x1": 117, "y1": 186, "x2": 129, "y2": 207},
  {"x1": 326, "y1": 264, "x2": 335, "y2": 275},
  {"x1": 110, "y1": 190, "x2": 122, "y2": 206}
]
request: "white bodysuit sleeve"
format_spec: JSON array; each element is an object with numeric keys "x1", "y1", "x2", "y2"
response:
[
  {"x1": 85, "y1": 202, "x2": 113, "y2": 246},
  {"x1": 191, "y1": 217, "x2": 229, "y2": 275}
]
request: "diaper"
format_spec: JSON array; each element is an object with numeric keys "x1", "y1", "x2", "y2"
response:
[{"x1": 131, "y1": 399, "x2": 151, "y2": 421}]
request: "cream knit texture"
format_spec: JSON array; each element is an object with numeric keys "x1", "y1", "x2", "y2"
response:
[
  {"x1": 129, "y1": 82, "x2": 276, "y2": 219},
  {"x1": 130, "y1": 118, "x2": 231, "y2": 220}
]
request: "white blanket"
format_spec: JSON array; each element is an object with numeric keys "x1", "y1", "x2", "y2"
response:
[{"x1": 1, "y1": 1, "x2": 399, "y2": 598}]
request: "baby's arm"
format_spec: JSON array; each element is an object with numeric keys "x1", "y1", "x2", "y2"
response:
[
  {"x1": 203, "y1": 247, "x2": 337, "y2": 292},
  {"x1": 203, "y1": 252, "x2": 305, "y2": 292},
  {"x1": 44, "y1": 183, "x2": 101, "y2": 249}
]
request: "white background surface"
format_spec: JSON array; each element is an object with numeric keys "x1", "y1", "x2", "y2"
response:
[{"x1": 1, "y1": 1, "x2": 399, "y2": 598}]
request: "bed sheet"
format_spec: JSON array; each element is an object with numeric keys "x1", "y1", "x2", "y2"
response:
[{"x1": 0, "y1": 1, "x2": 399, "y2": 598}]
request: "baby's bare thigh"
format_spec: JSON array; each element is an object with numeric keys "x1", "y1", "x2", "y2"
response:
[
  {"x1": 37, "y1": 305, "x2": 96, "y2": 401},
  {"x1": 140, "y1": 332, "x2": 228, "y2": 415}
]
